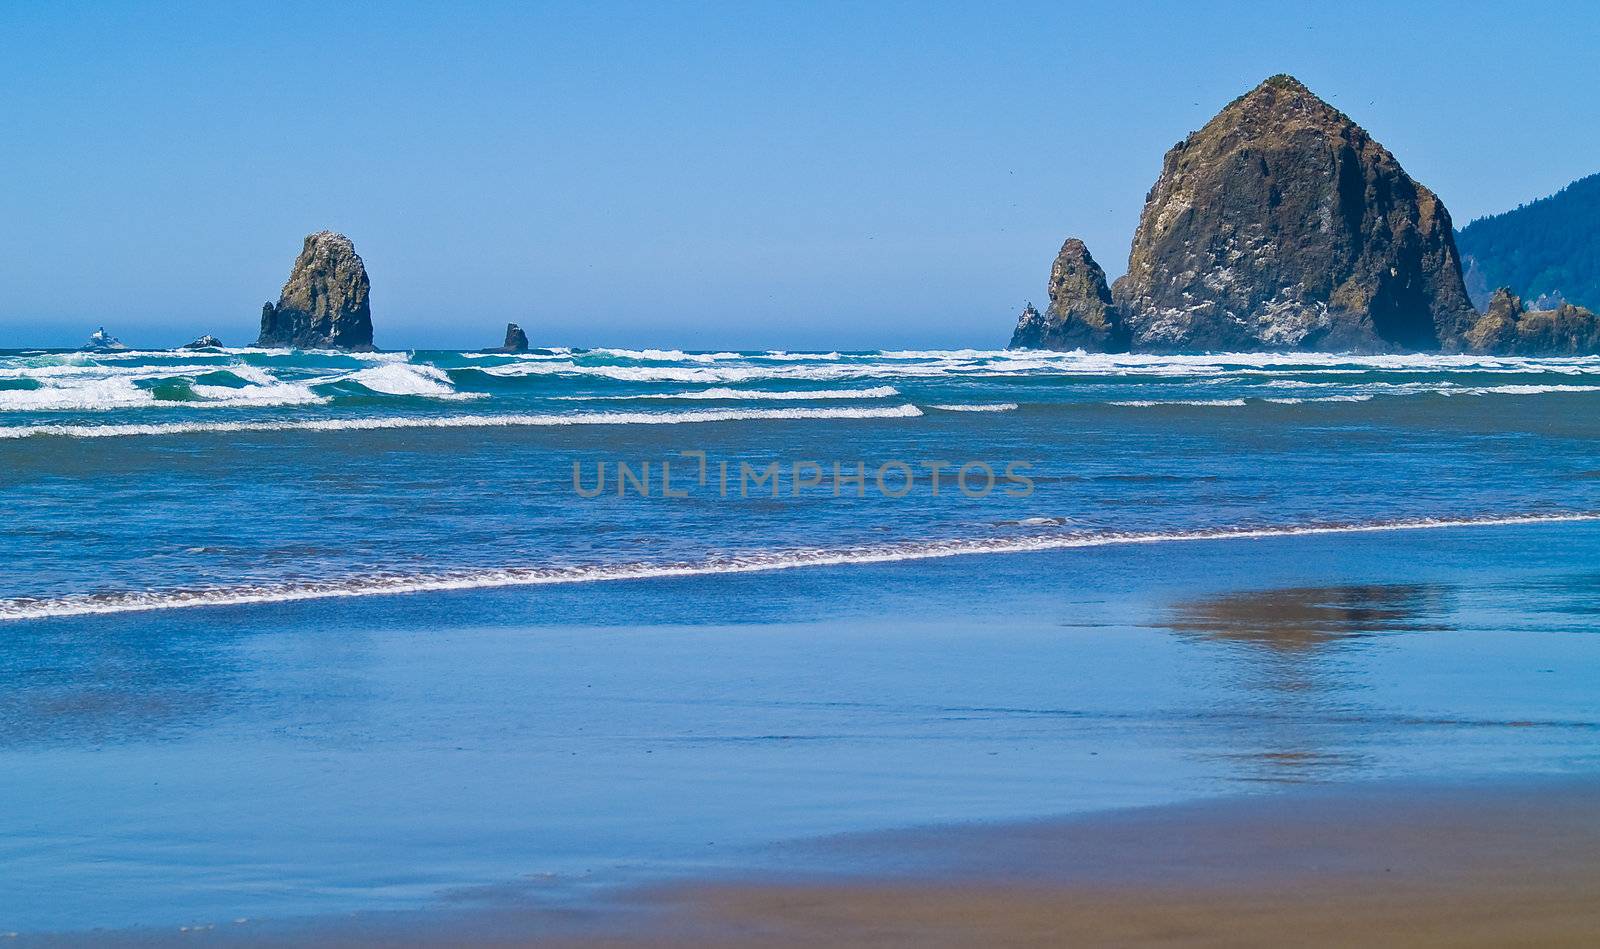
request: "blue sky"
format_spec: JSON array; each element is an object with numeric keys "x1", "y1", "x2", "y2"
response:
[{"x1": 1, "y1": 1, "x2": 1597, "y2": 349}]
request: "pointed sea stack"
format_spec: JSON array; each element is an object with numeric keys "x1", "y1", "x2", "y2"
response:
[
  {"x1": 257, "y1": 231, "x2": 374, "y2": 350},
  {"x1": 1010, "y1": 238, "x2": 1127, "y2": 350}
]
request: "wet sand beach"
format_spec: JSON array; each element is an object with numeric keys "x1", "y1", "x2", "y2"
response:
[
  {"x1": 6, "y1": 522, "x2": 1599, "y2": 942},
  {"x1": 152, "y1": 777, "x2": 1600, "y2": 947}
]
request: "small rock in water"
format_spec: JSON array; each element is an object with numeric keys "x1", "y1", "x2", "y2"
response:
[
  {"x1": 179, "y1": 335, "x2": 223, "y2": 350},
  {"x1": 81, "y1": 326, "x2": 127, "y2": 351},
  {"x1": 501, "y1": 322, "x2": 531, "y2": 353}
]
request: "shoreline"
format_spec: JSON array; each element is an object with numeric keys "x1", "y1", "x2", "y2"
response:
[{"x1": 5, "y1": 511, "x2": 1596, "y2": 622}]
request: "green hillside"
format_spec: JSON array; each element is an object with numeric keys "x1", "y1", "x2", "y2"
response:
[{"x1": 1456, "y1": 172, "x2": 1600, "y2": 311}]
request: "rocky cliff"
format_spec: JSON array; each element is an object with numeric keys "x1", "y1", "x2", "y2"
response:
[
  {"x1": 257, "y1": 231, "x2": 373, "y2": 350},
  {"x1": 1009, "y1": 239, "x2": 1128, "y2": 350},
  {"x1": 1013, "y1": 75, "x2": 1485, "y2": 353}
]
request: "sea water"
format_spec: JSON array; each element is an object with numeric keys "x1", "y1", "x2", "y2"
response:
[{"x1": 2, "y1": 346, "x2": 1599, "y2": 933}]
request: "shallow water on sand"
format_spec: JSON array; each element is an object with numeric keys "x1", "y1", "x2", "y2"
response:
[{"x1": 2, "y1": 522, "x2": 1598, "y2": 934}]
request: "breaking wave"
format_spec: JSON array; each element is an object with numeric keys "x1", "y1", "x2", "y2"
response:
[
  {"x1": 557, "y1": 386, "x2": 901, "y2": 401},
  {"x1": 3, "y1": 512, "x2": 1591, "y2": 621},
  {"x1": 0, "y1": 404, "x2": 926, "y2": 440},
  {"x1": 331, "y1": 363, "x2": 484, "y2": 399},
  {"x1": 1109, "y1": 399, "x2": 1248, "y2": 407},
  {"x1": 927, "y1": 402, "x2": 1019, "y2": 412}
]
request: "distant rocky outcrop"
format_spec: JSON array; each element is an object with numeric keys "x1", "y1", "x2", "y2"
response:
[
  {"x1": 1013, "y1": 75, "x2": 1491, "y2": 353},
  {"x1": 1465, "y1": 288, "x2": 1600, "y2": 356},
  {"x1": 501, "y1": 323, "x2": 530, "y2": 353},
  {"x1": 257, "y1": 231, "x2": 373, "y2": 350},
  {"x1": 180, "y1": 335, "x2": 223, "y2": 350},
  {"x1": 1009, "y1": 239, "x2": 1128, "y2": 351},
  {"x1": 82, "y1": 327, "x2": 126, "y2": 352}
]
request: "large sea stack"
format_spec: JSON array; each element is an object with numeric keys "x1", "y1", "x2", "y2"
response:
[
  {"x1": 1013, "y1": 75, "x2": 1483, "y2": 353},
  {"x1": 257, "y1": 231, "x2": 374, "y2": 350}
]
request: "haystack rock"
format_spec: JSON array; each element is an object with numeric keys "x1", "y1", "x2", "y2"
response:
[
  {"x1": 1465, "y1": 287, "x2": 1600, "y2": 356},
  {"x1": 1010, "y1": 238, "x2": 1128, "y2": 351},
  {"x1": 1015, "y1": 75, "x2": 1482, "y2": 353},
  {"x1": 257, "y1": 231, "x2": 374, "y2": 350}
]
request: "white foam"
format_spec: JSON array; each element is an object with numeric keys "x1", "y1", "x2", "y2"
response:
[
  {"x1": 333, "y1": 363, "x2": 477, "y2": 398},
  {"x1": 1450, "y1": 384, "x2": 1600, "y2": 397},
  {"x1": 0, "y1": 377, "x2": 156, "y2": 411},
  {"x1": 927, "y1": 403, "x2": 1019, "y2": 412},
  {"x1": 0, "y1": 403, "x2": 926, "y2": 440},
  {"x1": 589, "y1": 348, "x2": 744, "y2": 363},
  {"x1": 189, "y1": 383, "x2": 328, "y2": 407},
  {"x1": 1263, "y1": 395, "x2": 1375, "y2": 404},
  {"x1": 558, "y1": 386, "x2": 901, "y2": 402},
  {"x1": 3, "y1": 512, "x2": 1591, "y2": 622},
  {"x1": 1109, "y1": 399, "x2": 1248, "y2": 407}
]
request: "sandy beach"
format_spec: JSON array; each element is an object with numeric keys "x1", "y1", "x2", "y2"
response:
[{"x1": 132, "y1": 777, "x2": 1592, "y2": 947}]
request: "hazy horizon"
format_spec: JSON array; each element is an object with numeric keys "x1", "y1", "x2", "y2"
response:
[{"x1": 3, "y1": 1, "x2": 1598, "y2": 350}]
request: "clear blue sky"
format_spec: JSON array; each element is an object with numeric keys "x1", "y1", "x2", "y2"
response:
[{"x1": 2, "y1": 1, "x2": 1597, "y2": 349}]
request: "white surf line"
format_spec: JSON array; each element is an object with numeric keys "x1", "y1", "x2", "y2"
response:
[
  {"x1": 3, "y1": 512, "x2": 1594, "y2": 622},
  {"x1": 0, "y1": 404, "x2": 925, "y2": 440},
  {"x1": 927, "y1": 403, "x2": 1019, "y2": 412}
]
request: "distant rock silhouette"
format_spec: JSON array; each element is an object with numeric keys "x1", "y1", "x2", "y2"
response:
[
  {"x1": 180, "y1": 335, "x2": 223, "y2": 350},
  {"x1": 81, "y1": 327, "x2": 126, "y2": 352},
  {"x1": 501, "y1": 323, "x2": 530, "y2": 353},
  {"x1": 257, "y1": 231, "x2": 373, "y2": 350}
]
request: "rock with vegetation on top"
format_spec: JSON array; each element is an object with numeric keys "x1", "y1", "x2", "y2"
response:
[
  {"x1": 1113, "y1": 75, "x2": 1478, "y2": 352},
  {"x1": 256, "y1": 231, "x2": 374, "y2": 350},
  {"x1": 1015, "y1": 75, "x2": 1489, "y2": 353},
  {"x1": 1009, "y1": 238, "x2": 1128, "y2": 350}
]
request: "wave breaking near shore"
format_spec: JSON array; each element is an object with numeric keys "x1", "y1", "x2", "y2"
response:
[
  {"x1": 0, "y1": 404, "x2": 926, "y2": 440},
  {"x1": 3, "y1": 512, "x2": 1594, "y2": 622}
]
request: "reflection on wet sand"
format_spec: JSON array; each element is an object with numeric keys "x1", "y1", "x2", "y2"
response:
[
  {"x1": 1166, "y1": 583, "x2": 1455, "y2": 651},
  {"x1": 1161, "y1": 584, "x2": 1456, "y2": 783}
]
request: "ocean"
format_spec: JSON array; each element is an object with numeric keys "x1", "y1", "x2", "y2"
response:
[{"x1": 3, "y1": 345, "x2": 1599, "y2": 934}]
